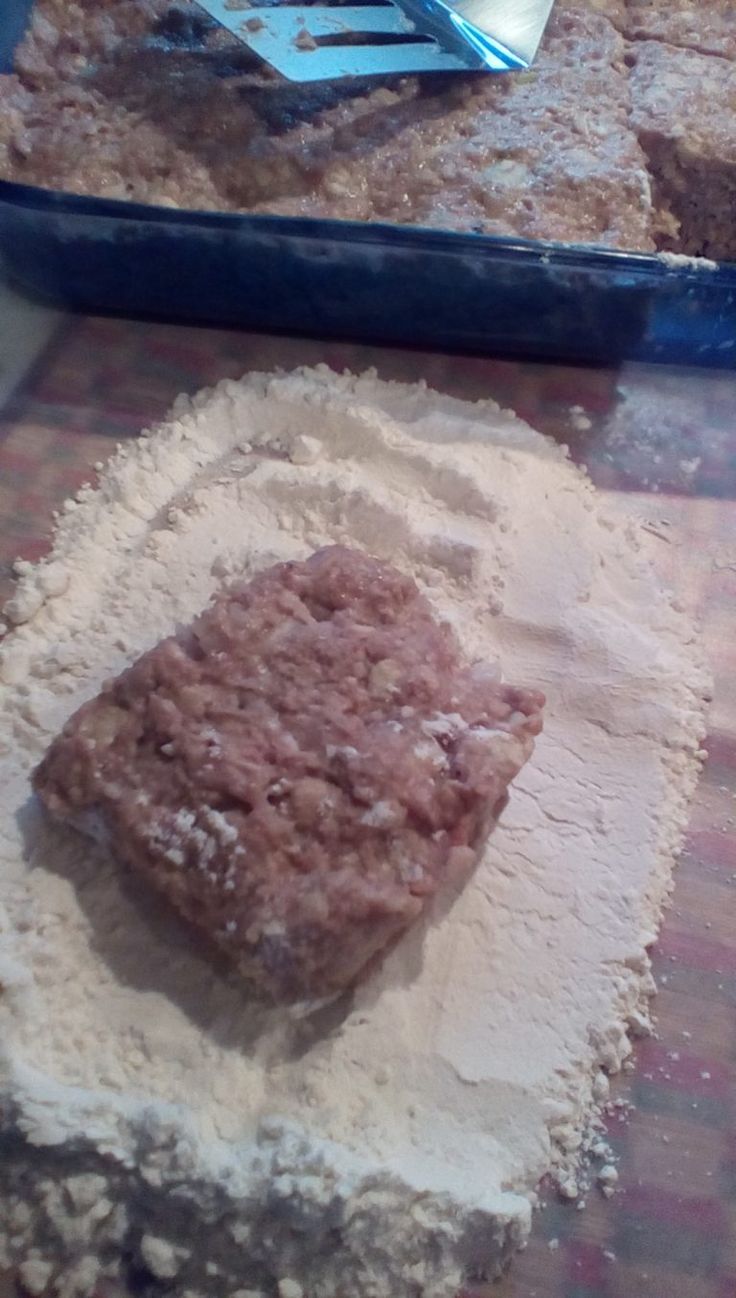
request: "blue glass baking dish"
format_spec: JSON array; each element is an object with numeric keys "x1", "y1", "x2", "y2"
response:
[{"x1": 2, "y1": 0, "x2": 735, "y2": 367}]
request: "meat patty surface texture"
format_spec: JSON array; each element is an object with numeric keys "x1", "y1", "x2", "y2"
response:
[{"x1": 33, "y1": 546, "x2": 544, "y2": 1001}]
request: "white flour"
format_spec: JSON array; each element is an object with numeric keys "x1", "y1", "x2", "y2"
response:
[
  {"x1": 656, "y1": 251, "x2": 719, "y2": 272},
  {"x1": 0, "y1": 368, "x2": 709, "y2": 1298}
]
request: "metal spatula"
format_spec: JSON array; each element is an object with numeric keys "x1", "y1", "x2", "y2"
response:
[{"x1": 196, "y1": 0, "x2": 555, "y2": 81}]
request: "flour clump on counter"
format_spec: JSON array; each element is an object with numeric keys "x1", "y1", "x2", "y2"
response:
[
  {"x1": 33, "y1": 545, "x2": 544, "y2": 1001},
  {"x1": 0, "y1": 369, "x2": 709, "y2": 1297}
]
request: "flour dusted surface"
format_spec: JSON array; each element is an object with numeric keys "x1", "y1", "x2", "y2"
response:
[{"x1": 0, "y1": 368, "x2": 709, "y2": 1297}]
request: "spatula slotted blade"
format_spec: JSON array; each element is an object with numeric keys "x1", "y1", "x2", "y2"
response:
[
  {"x1": 197, "y1": 0, "x2": 554, "y2": 81},
  {"x1": 452, "y1": 0, "x2": 555, "y2": 66}
]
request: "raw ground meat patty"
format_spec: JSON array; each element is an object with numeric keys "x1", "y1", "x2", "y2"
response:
[{"x1": 33, "y1": 547, "x2": 544, "y2": 1001}]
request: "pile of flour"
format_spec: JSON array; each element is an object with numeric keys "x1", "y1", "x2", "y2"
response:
[{"x1": 0, "y1": 368, "x2": 709, "y2": 1298}]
